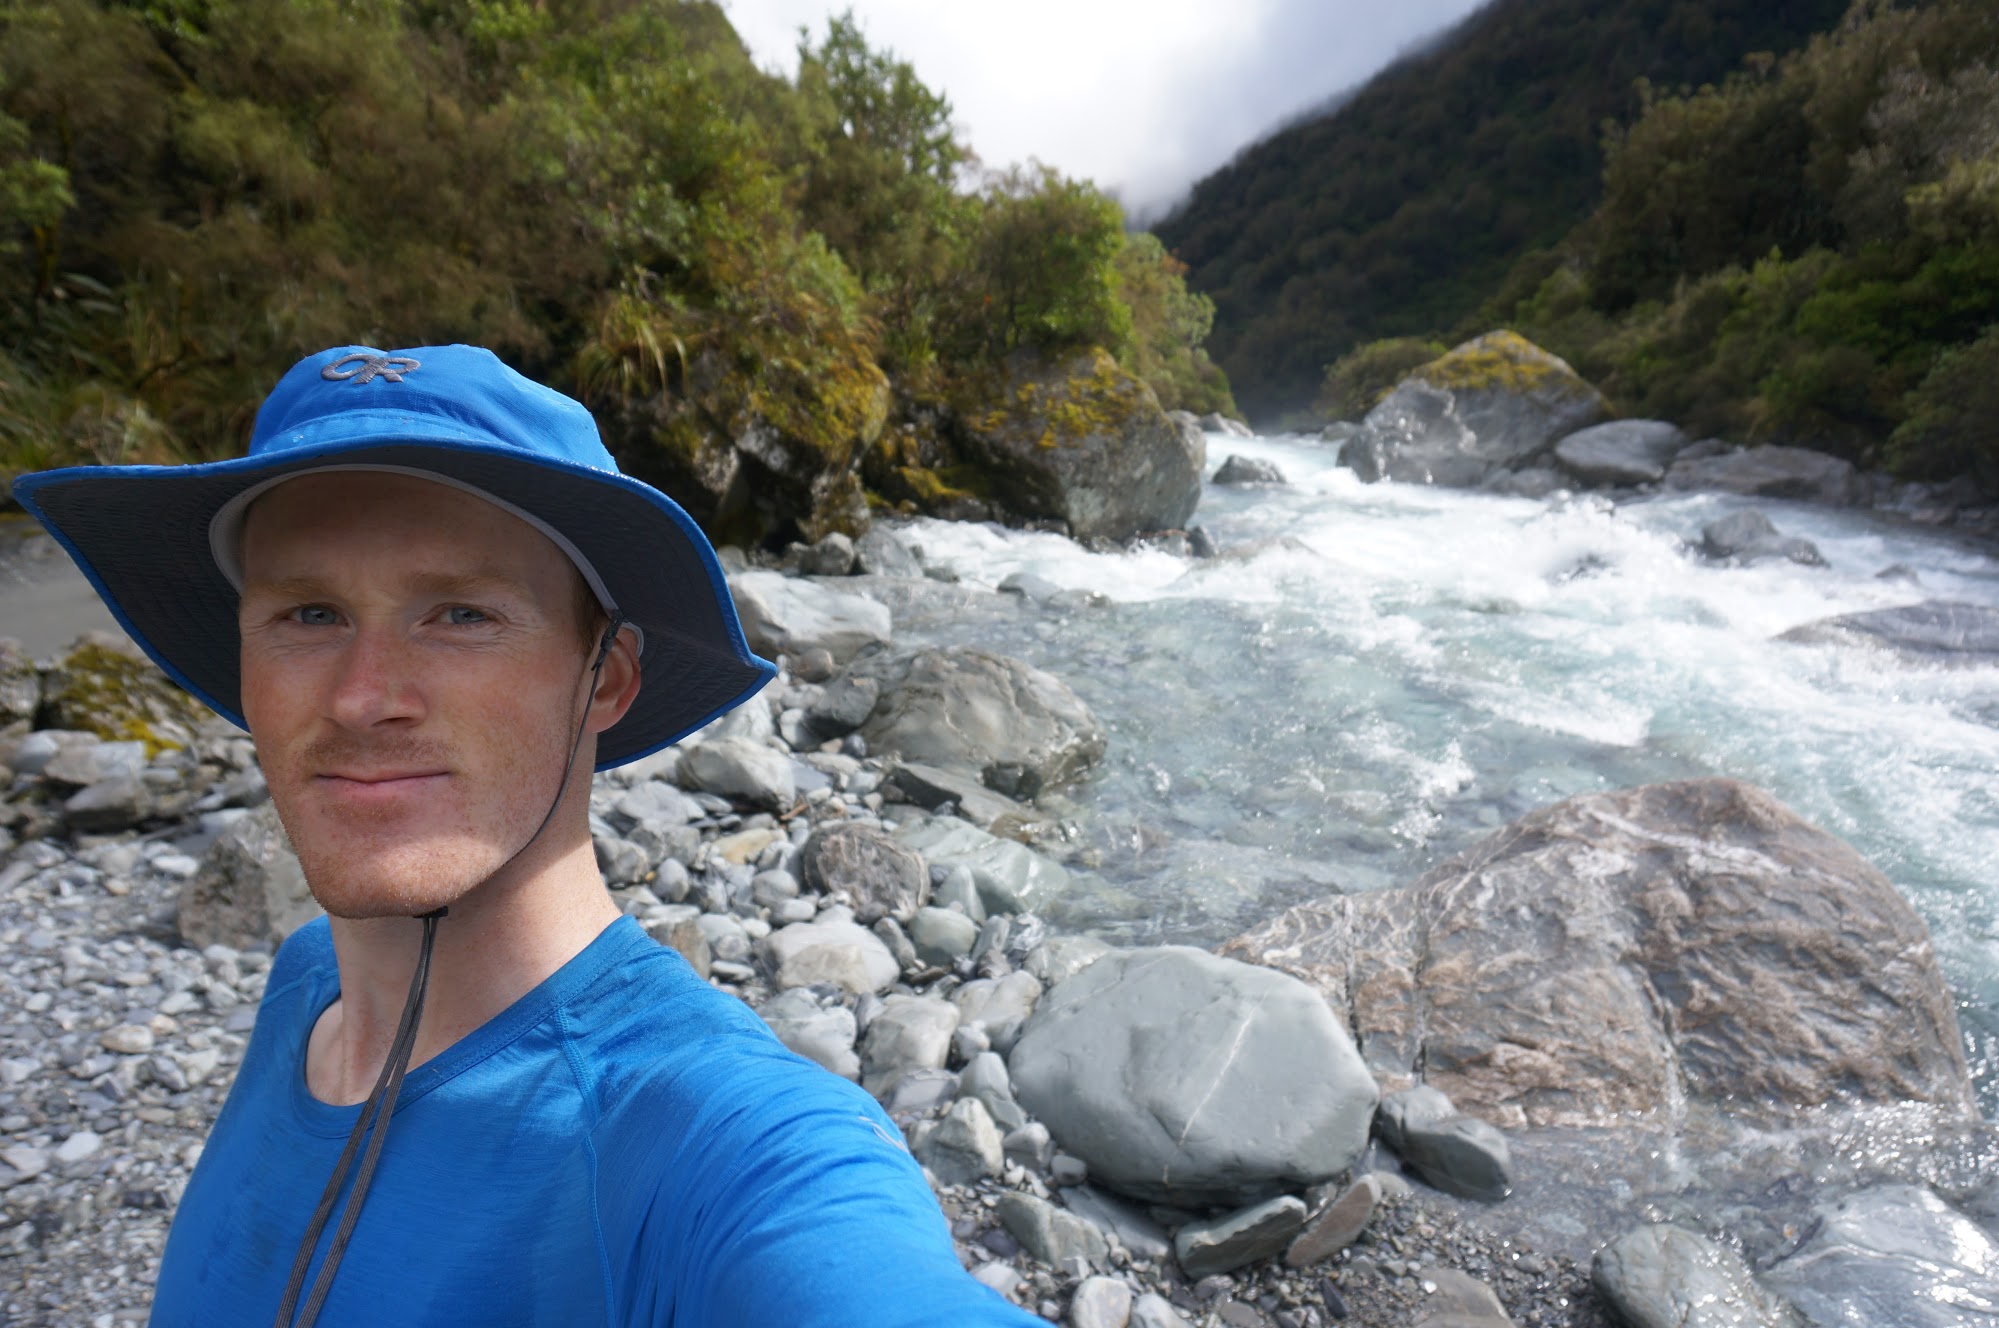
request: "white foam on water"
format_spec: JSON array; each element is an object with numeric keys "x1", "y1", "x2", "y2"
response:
[{"x1": 899, "y1": 432, "x2": 1999, "y2": 1104}]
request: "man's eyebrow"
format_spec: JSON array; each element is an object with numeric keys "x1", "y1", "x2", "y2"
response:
[{"x1": 239, "y1": 571, "x2": 536, "y2": 600}]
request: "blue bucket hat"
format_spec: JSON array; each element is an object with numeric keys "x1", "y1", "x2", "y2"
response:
[{"x1": 12, "y1": 344, "x2": 775, "y2": 769}]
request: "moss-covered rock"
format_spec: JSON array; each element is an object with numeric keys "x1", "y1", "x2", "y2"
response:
[
  {"x1": 1340, "y1": 330, "x2": 1608, "y2": 487},
  {"x1": 945, "y1": 348, "x2": 1205, "y2": 541},
  {"x1": 37, "y1": 632, "x2": 210, "y2": 755}
]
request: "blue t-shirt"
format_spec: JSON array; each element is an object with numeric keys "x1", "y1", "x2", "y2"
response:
[{"x1": 150, "y1": 916, "x2": 1042, "y2": 1326}]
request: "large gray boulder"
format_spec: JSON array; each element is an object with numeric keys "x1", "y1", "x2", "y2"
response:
[
  {"x1": 1593, "y1": 1224, "x2": 1794, "y2": 1328},
  {"x1": 955, "y1": 348, "x2": 1205, "y2": 541},
  {"x1": 727, "y1": 570, "x2": 891, "y2": 665},
  {"x1": 845, "y1": 646, "x2": 1105, "y2": 799},
  {"x1": 1779, "y1": 600, "x2": 1999, "y2": 665},
  {"x1": 1666, "y1": 445, "x2": 1861, "y2": 506},
  {"x1": 676, "y1": 738, "x2": 795, "y2": 811},
  {"x1": 1008, "y1": 946, "x2": 1378, "y2": 1207},
  {"x1": 1222, "y1": 779, "x2": 1973, "y2": 1129},
  {"x1": 1340, "y1": 332, "x2": 1607, "y2": 488},
  {"x1": 178, "y1": 804, "x2": 322, "y2": 951},
  {"x1": 1553, "y1": 419, "x2": 1688, "y2": 486},
  {"x1": 1760, "y1": 1185, "x2": 1999, "y2": 1328}
]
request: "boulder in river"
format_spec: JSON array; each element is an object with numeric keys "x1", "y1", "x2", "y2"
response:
[
  {"x1": 1779, "y1": 600, "x2": 1999, "y2": 665},
  {"x1": 1759, "y1": 1184, "x2": 1999, "y2": 1328},
  {"x1": 1339, "y1": 331, "x2": 1607, "y2": 488},
  {"x1": 1700, "y1": 509, "x2": 1827, "y2": 567},
  {"x1": 1665, "y1": 445, "x2": 1860, "y2": 506},
  {"x1": 896, "y1": 816, "x2": 1071, "y2": 916},
  {"x1": 1592, "y1": 1223, "x2": 1790, "y2": 1328},
  {"x1": 1552, "y1": 419, "x2": 1688, "y2": 487},
  {"x1": 845, "y1": 645, "x2": 1106, "y2": 799},
  {"x1": 727, "y1": 570, "x2": 891, "y2": 665},
  {"x1": 952, "y1": 348, "x2": 1206, "y2": 541},
  {"x1": 1007, "y1": 945, "x2": 1379, "y2": 1207},
  {"x1": 1221, "y1": 779, "x2": 1974, "y2": 1128},
  {"x1": 1211, "y1": 455, "x2": 1287, "y2": 486}
]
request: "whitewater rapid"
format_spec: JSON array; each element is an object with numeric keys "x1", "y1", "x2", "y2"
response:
[{"x1": 886, "y1": 432, "x2": 1999, "y2": 1108}]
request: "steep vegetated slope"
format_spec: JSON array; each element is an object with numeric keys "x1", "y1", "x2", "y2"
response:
[
  {"x1": 1476, "y1": 0, "x2": 1999, "y2": 484},
  {"x1": 0, "y1": 0, "x2": 1232, "y2": 544},
  {"x1": 1155, "y1": 0, "x2": 1852, "y2": 422}
]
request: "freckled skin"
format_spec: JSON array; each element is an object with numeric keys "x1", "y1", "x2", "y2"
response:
[{"x1": 236, "y1": 471, "x2": 621, "y2": 920}]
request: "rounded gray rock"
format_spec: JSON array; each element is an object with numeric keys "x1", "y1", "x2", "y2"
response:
[{"x1": 1009, "y1": 946, "x2": 1378, "y2": 1207}]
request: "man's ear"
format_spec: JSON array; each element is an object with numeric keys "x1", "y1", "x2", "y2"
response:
[{"x1": 586, "y1": 624, "x2": 642, "y2": 735}]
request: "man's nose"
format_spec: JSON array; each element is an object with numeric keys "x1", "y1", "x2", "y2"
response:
[{"x1": 326, "y1": 624, "x2": 427, "y2": 729}]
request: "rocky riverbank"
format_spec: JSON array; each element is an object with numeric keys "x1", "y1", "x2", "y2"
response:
[{"x1": 2, "y1": 521, "x2": 1997, "y2": 1328}]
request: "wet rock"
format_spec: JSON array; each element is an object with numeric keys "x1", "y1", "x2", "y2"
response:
[
  {"x1": 952, "y1": 970, "x2": 1042, "y2": 1054},
  {"x1": 997, "y1": 1190, "x2": 1110, "y2": 1271},
  {"x1": 913, "y1": 1097, "x2": 1004, "y2": 1185},
  {"x1": 1378, "y1": 1086, "x2": 1512, "y2": 1201},
  {"x1": 1196, "y1": 412, "x2": 1255, "y2": 439},
  {"x1": 888, "y1": 761, "x2": 1035, "y2": 832},
  {"x1": 1700, "y1": 510, "x2": 1827, "y2": 567},
  {"x1": 960, "y1": 1051, "x2": 1029, "y2": 1132},
  {"x1": 1285, "y1": 1174, "x2": 1383, "y2": 1267},
  {"x1": 1666, "y1": 445, "x2": 1861, "y2": 506},
  {"x1": 1222, "y1": 779, "x2": 1974, "y2": 1127},
  {"x1": 1482, "y1": 466, "x2": 1568, "y2": 499},
  {"x1": 854, "y1": 525, "x2": 923, "y2": 578},
  {"x1": 1213, "y1": 455, "x2": 1286, "y2": 486},
  {"x1": 1009, "y1": 946, "x2": 1378, "y2": 1207},
  {"x1": 897, "y1": 818, "x2": 1072, "y2": 916},
  {"x1": 1760, "y1": 1184, "x2": 1996, "y2": 1328},
  {"x1": 757, "y1": 917, "x2": 899, "y2": 996},
  {"x1": 1025, "y1": 935, "x2": 1111, "y2": 986},
  {"x1": 1593, "y1": 1223, "x2": 1790, "y2": 1328},
  {"x1": 1340, "y1": 332, "x2": 1607, "y2": 488},
  {"x1": 954, "y1": 347, "x2": 1205, "y2": 542},
  {"x1": 909, "y1": 906, "x2": 981, "y2": 968},
  {"x1": 859, "y1": 994, "x2": 960, "y2": 1095},
  {"x1": 177, "y1": 803, "x2": 321, "y2": 951},
  {"x1": 1131, "y1": 1294, "x2": 1192, "y2": 1328},
  {"x1": 728, "y1": 570, "x2": 892, "y2": 665},
  {"x1": 677, "y1": 738, "x2": 796, "y2": 811},
  {"x1": 1779, "y1": 600, "x2": 1999, "y2": 665},
  {"x1": 1175, "y1": 1195, "x2": 1309, "y2": 1278},
  {"x1": 803, "y1": 673, "x2": 880, "y2": 740},
  {"x1": 790, "y1": 531, "x2": 856, "y2": 577},
  {"x1": 798, "y1": 821, "x2": 929, "y2": 924},
  {"x1": 1552, "y1": 420, "x2": 1688, "y2": 486},
  {"x1": 847, "y1": 646, "x2": 1105, "y2": 798},
  {"x1": 1069, "y1": 1275, "x2": 1134, "y2": 1328},
  {"x1": 1062, "y1": 1185, "x2": 1172, "y2": 1262},
  {"x1": 758, "y1": 987, "x2": 860, "y2": 1080}
]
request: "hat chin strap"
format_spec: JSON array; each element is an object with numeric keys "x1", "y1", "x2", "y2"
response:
[{"x1": 274, "y1": 613, "x2": 625, "y2": 1328}]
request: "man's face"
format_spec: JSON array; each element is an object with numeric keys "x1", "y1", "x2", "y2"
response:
[{"x1": 237, "y1": 471, "x2": 599, "y2": 918}]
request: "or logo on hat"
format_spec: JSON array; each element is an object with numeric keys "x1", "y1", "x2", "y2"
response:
[{"x1": 321, "y1": 353, "x2": 422, "y2": 384}]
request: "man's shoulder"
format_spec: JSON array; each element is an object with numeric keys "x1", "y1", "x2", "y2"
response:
[{"x1": 562, "y1": 928, "x2": 872, "y2": 1132}]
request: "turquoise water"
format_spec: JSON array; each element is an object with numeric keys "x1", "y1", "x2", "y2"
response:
[{"x1": 887, "y1": 433, "x2": 1999, "y2": 1110}]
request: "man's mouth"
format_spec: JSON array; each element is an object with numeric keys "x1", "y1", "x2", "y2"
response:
[{"x1": 315, "y1": 770, "x2": 450, "y2": 801}]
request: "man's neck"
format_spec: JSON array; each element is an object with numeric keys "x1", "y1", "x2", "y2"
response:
[{"x1": 305, "y1": 836, "x2": 622, "y2": 1106}]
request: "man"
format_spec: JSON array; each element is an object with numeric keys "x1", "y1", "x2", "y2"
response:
[{"x1": 16, "y1": 345, "x2": 1041, "y2": 1326}]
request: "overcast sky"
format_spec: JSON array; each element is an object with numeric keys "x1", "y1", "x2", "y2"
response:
[{"x1": 723, "y1": 0, "x2": 1491, "y2": 220}]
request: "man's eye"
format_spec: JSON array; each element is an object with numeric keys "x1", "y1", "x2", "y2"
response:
[
  {"x1": 444, "y1": 606, "x2": 490, "y2": 626},
  {"x1": 294, "y1": 605, "x2": 338, "y2": 627}
]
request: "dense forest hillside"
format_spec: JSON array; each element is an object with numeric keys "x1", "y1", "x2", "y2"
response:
[
  {"x1": 0, "y1": 0, "x2": 1232, "y2": 544},
  {"x1": 1469, "y1": 0, "x2": 1999, "y2": 484},
  {"x1": 1155, "y1": 0, "x2": 1852, "y2": 423}
]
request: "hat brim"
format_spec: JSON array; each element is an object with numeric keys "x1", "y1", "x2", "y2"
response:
[{"x1": 14, "y1": 435, "x2": 775, "y2": 770}]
